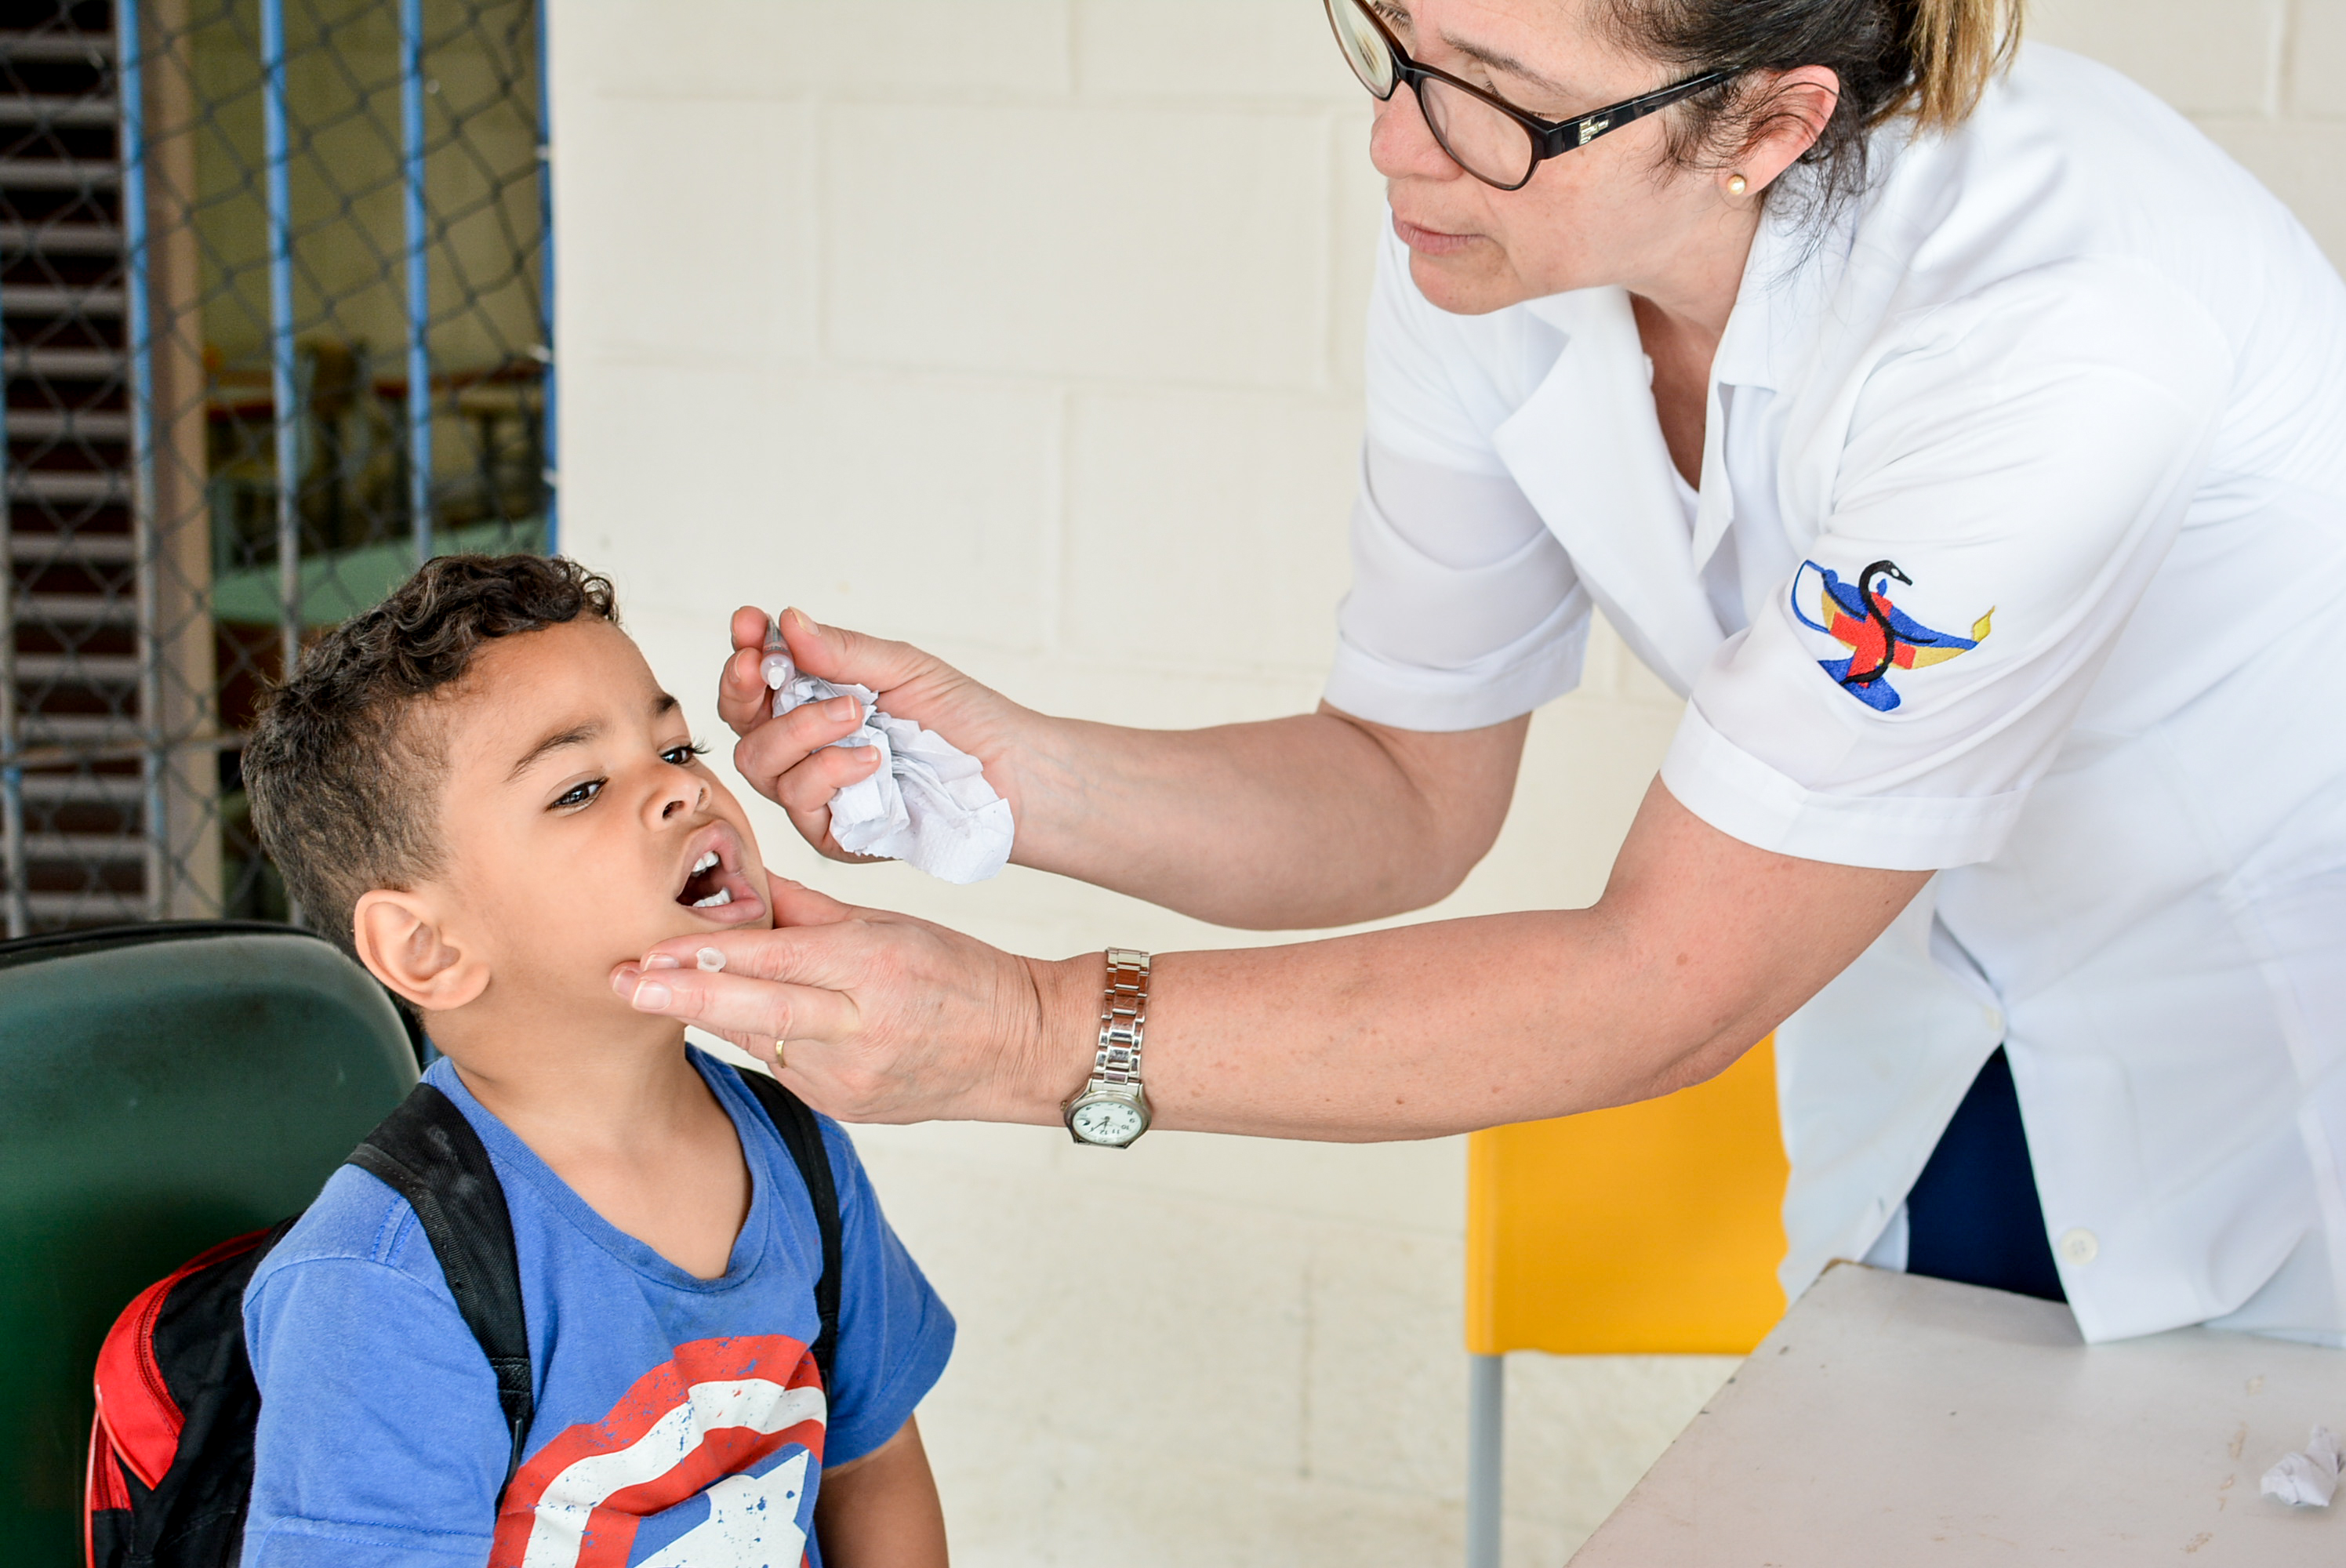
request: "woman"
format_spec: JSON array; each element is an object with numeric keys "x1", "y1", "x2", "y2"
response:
[{"x1": 616, "y1": 0, "x2": 2346, "y2": 1346}]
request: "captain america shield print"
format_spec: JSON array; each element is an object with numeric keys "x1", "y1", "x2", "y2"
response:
[{"x1": 488, "y1": 1336, "x2": 826, "y2": 1568}]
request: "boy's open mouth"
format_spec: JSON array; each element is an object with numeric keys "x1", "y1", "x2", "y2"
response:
[{"x1": 673, "y1": 822, "x2": 763, "y2": 924}]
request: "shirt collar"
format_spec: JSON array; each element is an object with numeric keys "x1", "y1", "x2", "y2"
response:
[{"x1": 1710, "y1": 201, "x2": 1838, "y2": 394}]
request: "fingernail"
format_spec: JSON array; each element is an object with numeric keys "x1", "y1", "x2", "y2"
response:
[
  {"x1": 630, "y1": 979, "x2": 673, "y2": 1010},
  {"x1": 695, "y1": 947, "x2": 727, "y2": 973},
  {"x1": 826, "y1": 695, "x2": 859, "y2": 721},
  {"x1": 609, "y1": 966, "x2": 638, "y2": 996},
  {"x1": 859, "y1": 746, "x2": 881, "y2": 764},
  {"x1": 643, "y1": 953, "x2": 682, "y2": 971},
  {"x1": 788, "y1": 608, "x2": 819, "y2": 641}
]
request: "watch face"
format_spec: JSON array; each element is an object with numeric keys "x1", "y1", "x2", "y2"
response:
[{"x1": 1070, "y1": 1097, "x2": 1146, "y2": 1146}]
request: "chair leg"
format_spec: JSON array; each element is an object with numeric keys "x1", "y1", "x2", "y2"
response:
[{"x1": 1468, "y1": 1352, "x2": 1504, "y2": 1568}]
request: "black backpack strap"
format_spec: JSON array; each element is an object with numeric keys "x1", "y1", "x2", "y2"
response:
[
  {"x1": 732, "y1": 1067, "x2": 842, "y2": 1387},
  {"x1": 347, "y1": 1083, "x2": 535, "y2": 1490}
]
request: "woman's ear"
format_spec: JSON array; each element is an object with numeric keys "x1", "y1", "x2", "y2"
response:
[
  {"x1": 352, "y1": 888, "x2": 488, "y2": 1014},
  {"x1": 1737, "y1": 65, "x2": 1842, "y2": 194}
]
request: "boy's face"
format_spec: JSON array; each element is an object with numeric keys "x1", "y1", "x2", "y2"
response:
[{"x1": 417, "y1": 617, "x2": 773, "y2": 1017}]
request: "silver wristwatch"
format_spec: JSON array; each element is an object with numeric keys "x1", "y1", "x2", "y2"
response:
[{"x1": 1062, "y1": 949, "x2": 1152, "y2": 1148}]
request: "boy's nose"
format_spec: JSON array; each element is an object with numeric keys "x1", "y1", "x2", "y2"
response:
[{"x1": 655, "y1": 771, "x2": 706, "y2": 821}]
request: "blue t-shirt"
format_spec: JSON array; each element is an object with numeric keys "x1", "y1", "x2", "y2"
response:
[{"x1": 241, "y1": 1048, "x2": 953, "y2": 1568}]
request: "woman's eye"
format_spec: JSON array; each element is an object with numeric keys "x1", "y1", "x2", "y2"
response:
[
  {"x1": 553, "y1": 779, "x2": 604, "y2": 811},
  {"x1": 662, "y1": 742, "x2": 710, "y2": 767}
]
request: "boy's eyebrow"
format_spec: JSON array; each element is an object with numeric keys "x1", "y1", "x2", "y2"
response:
[
  {"x1": 504, "y1": 695, "x2": 683, "y2": 781},
  {"x1": 507, "y1": 721, "x2": 599, "y2": 781}
]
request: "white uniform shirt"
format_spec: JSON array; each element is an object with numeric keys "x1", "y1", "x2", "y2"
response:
[{"x1": 1328, "y1": 45, "x2": 2346, "y2": 1345}]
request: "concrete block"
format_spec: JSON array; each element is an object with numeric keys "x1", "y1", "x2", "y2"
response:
[
  {"x1": 1063, "y1": 390, "x2": 1359, "y2": 673},
  {"x1": 1049, "y1": 1129, "x2": 1468, "y2": 1237},
  {"x1": 554, "y1": 96, "x2": 817, "y2": 367},
  {"x1": 1075, "y1": 0, "x2": 1361, "y2": 104},
  {"x1": 1330, "y1": 106, "x2": 1386, "y2": 394},
  {"x1": 2196, "y1": 116, "x2": 2346, "y2": 270},
  {"x1": 1498, "y1": 1352, "x2": 1738, "y2": 1560},
  {"x1": 550, "y1": 0, "x2": 1073, "y2": 100},
  {"x1": 1304, "y1": 1221, "x2": 1469, "y2": 1497},
  {"x1": 1454, "y1": 692, "x2": 1680, "y2": 915},
  {"x1": 2028, "y1": 0, "x2": 2283, "y2": 115},
  {"x1": 824, "y1": 103, "x2": 1331, "y2": 388},
  {"x1": 849, "y1": 1151, "x2": 1313, "y2": 1473},
  {"x1": 570, "y1": 365, "x2": 1062, "y2": 655},
  {"x1": 2297, "y1": 0, "x2": 2346, "y2": 118},
  {"x1": 929, "y1": 1428, "x2": 1463, "y2": 1567}
]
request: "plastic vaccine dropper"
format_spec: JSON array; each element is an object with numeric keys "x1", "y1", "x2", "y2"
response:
[
  {"x1": 761, "y1": 618, "x2": 796, "y2": 709},
  {"x1": 757, "y1": 616, "x2": 1015, "y2": 884}
]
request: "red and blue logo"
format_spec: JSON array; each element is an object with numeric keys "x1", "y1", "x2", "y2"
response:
[{"x1": 1789, "y1": 559, "x2": 1993, "y2": 712}]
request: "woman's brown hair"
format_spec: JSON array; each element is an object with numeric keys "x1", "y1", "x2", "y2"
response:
[{"x1": 1606, "y1": 0, "x2": 2025, "y2": 211}]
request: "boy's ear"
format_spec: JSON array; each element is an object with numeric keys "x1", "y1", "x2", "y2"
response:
[{"x1": 351, "y1": 889, "x2": 488, "y2": 1014}]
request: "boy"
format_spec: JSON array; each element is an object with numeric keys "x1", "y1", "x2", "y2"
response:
[{"x1": 238, "y1": 555, "x2": 953, "y2": 1567}]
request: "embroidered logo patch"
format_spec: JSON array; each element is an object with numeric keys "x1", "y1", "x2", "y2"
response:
[{"x1": 1789, "y1": 559, "x2": 1992, "y2": 712}]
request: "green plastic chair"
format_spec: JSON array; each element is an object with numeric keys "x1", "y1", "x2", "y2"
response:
[{"x1": 0, "y1": 920, "x2": 417, "y2": 1563}]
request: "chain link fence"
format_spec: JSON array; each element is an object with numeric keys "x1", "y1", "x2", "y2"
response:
[{"x1": 0, "y1": 0, "x2": 550, "y2": 934}]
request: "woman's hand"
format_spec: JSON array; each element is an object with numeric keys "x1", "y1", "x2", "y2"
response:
[
  {"x1": 610, "y1": 874, "x2": 1093, "y2": 1125},
  {"x1": 717, "y1": 606, "x2": 1041, "y2": 864},
  {"x1": 613, "y1": 785, "x2": 1930, "y2": 1141}
]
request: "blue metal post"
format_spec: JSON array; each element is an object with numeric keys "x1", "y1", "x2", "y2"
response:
[
  {"x1": 401, "y1": 0, "x2": 431, "y2": 564},
  {"x1": 1467, "y1": 1353, "x2": 1505, "y2": 1568},
  {"x1": 260, "y1": 0, "x2": 299, "y2": 682},
  {"x1": 0, "y1": 252, "x2": 16, "y2": 935},
  {"x1": 0, "y1": 76, "x2": 15, "y2": 936},
  {"x1": 535, "y1": 0, "x2": 555, "y2": 553},
  {"x1": 117, "y1": 0, "x2": 167, "y2": 919}
]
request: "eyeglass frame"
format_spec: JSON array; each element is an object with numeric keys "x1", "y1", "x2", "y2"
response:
[{"x1": 1327, "y1": 0, "x2": 1740, "y2": 192}]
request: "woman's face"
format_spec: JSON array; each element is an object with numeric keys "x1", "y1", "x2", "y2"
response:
[{"x1": 1366, "y1": 0, "x2": 1735, "y2": 315}]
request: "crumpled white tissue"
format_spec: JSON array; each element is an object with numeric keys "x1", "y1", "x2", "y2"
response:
[
  {"x1": 2261, "y1": 1425, "x2": 2341, "y2": 1508},
  {"x1": 762, "y1": 630, "x2": 1014, "y2": 884}
]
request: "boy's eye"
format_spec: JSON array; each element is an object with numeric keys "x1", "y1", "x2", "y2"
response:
[
  {"x1": 662, "y1": 742, "x2": 710, "y2": 768},
  {"x1": 553, "y1": 779, "x2": 604, "y2": 811}
]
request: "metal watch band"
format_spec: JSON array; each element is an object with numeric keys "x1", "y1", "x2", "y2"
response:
[{"x1": 1088, "y1": 948, "x2": 1150, "y2": 1091}]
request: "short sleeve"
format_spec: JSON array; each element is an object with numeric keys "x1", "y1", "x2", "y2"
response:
[
  {"x1": 1361, "y1": 223, "x2": 1517, "y2": 475},
  {"x1": 816, "y1": 1118, "x2": 954, "y2": 1466},
  {"x1": 1324, "y1": 441, "x2": 1590, "y2": 731},
  {"x1": 242, "y1": 1218, "x2": 507, "y2": 1566},
  {"x1": 1661, "y1": 260, "x2": 2233, "y2": 869}
]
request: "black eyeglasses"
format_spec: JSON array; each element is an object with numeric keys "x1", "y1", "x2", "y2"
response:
[{"x1": 1324, "y1": 0, "x2": 1737, "y2": 191}]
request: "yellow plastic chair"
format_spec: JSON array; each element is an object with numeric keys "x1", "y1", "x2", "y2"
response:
[{"x1": 1464, "y1": 1037, "x2": 1790, "y2": 1566}]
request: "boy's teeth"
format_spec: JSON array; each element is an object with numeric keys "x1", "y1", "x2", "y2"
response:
[
  {"x1": 692, "y1": 887, "x2": 733, "y2": 909},
  {"x1": 691, "y1": 850, "x2": 719, "y2": 876}
]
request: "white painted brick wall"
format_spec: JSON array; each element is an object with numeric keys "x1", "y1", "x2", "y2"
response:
[{"x1": 548, "y1": 4, "x2": 2346, "y2": 1562}]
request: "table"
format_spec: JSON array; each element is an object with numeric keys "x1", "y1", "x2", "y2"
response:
[{"x1": 1571, "y1": 1262, "x2": 2344, "y2": 1563}]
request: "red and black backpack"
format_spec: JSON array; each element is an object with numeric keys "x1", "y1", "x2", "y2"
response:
[{"x1": 85, "y1": 1066, "x2": 841, "y2": 1568}]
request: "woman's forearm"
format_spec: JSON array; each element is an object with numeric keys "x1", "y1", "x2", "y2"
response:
[
  {"x1": 721, "y1": 611, "x2": 1527, "y2": 931},
  {"x1": 1011, "y1": 785, "x2": 1928, "y2": 1138},
  {"x1": 623, "y1": 785, "x2": 1927, "y2": 1142},
  {"x1": 1007, "y1": 706, "x2": 1530, "y2": 930}
]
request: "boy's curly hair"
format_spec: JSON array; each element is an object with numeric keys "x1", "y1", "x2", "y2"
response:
[{"x1": 245, "y1": 554, "x2": 619, "y2": 955}]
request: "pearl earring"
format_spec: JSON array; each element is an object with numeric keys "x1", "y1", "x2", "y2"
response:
[{"x1": 1727, "y1": 173, "x2": 1749, "y2": 197}]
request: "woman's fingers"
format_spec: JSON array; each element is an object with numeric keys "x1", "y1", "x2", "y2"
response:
[
  {"x1": 732, "y1": 695, "x2": 877, "y2": 798},
  {"x1": 614, "y1": 902, "x2": 1079, "y2": 1127},
  {"x1": 779, "y1": 608, "x2": 935, "y2": 696},
  {"x1": 717, "y1": 606, "x2": 780, "y2": 736},
  {"x1": 612, "y1": 959, "x2": 861, "y2": 1044},
  {"x1": 764, "y1": 873, "x2": 859, "y2": 928}
]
